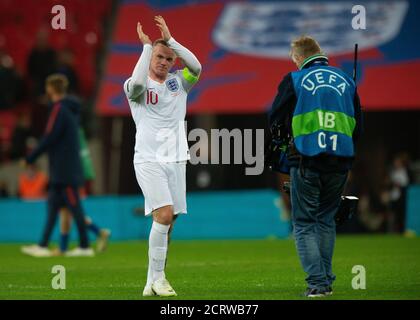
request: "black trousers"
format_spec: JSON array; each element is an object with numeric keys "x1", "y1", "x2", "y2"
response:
[{"x1": 39, "y1": 185, "x2": 89, "y2": 248}]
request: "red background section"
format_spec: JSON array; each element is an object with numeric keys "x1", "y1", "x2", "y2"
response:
[{"x1": 96, "y1": 2, "x2": 420, "y2": 116}]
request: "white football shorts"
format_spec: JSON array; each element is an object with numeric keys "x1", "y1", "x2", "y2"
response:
[{"x1": 134, "y1": 161, "x2": 187, "y2": 216}]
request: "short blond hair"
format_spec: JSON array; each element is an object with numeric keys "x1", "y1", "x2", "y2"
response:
[
  {"x1": 46, "y1": 74, "x2": 69, "y2": 95},
  {"x1": 290, "y1": 35, "x2": 323, "y2": 59}
]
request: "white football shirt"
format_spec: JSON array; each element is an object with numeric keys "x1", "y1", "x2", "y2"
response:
[
  {"x1": 123, "y1": 38, "x2": 201, "y2": 164},
  {"x1": 124, "y1": 71, "x2": 191, "y2": 163}
]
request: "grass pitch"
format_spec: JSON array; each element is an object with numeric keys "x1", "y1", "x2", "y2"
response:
[{"x1": 0, "y1": 235, "x2": 419, "y2": 300}]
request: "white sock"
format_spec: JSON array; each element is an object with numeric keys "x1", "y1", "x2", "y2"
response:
[
  {"x1": 148, "y1": 221, "x2": 170, "y2": 282},
  {"x1": 146, "y1": 262, "x2": 153, "y2": 287}
]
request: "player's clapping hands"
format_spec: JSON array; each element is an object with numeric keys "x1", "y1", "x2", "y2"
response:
[
  {"x1": 137, "y1": 22, "x2": 152, "y2": 45},
  {"x1": 137, "y1": 17, "x2": 171, "y2": 44},
  {"x1": 154, "y1": 15, "x2": 171, "y2": 41}
]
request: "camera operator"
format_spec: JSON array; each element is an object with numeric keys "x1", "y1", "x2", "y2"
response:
[{"x1": 266, "y1": 36, "x2": 363, "y2": 297}]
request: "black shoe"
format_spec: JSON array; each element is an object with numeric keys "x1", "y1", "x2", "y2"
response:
[
  {"x1": 304, "y1": 288, "x2": 327, "y2": 298},
  {"x1": 325, "y1": 286, "x2": 333, "y2": 296}
]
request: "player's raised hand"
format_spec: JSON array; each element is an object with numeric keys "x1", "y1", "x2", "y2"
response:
[
  {"x1": 154, "y1": 15, "x2": 171, "y2": 41},
  {"x1": 137, "y1": 22, "x2": 152, "y2": 45}
]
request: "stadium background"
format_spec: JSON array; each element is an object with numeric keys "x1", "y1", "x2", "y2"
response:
[{"x1": 0, "y1": 0, "x2": 419, "y2": 300}]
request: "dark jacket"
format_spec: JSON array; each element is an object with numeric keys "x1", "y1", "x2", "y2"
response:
[
  {"x1": 268, "y1": 56, "x2": 363, "y2": 172},
  {"x1": 26, "y1": 96, "x2": 84, "y2": 186}
]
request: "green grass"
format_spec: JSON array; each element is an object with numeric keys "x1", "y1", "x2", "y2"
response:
[{"x1": 0, "y1": 235, "x2": 419, "y2": 300}]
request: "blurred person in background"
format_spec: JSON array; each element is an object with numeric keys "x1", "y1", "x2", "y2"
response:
[
  {"x1": 0, "y1": 123, "x2": 5, "y2": 162},
  {"x1": 26, "y1": 29, "x2": 58, "y2": 138},
  {"x1": 26, "y1": 29, "x2": 57, "y2": 100},
  {"x1": 54, "y1": 129, "x2": 110, "y2": 256},
  {"x1": 18, "y1": 163, "x2": 48, "y2": 200},
  {"x1": 0, "y1": 180, "x2": 9, "y2": 198},
  {"x1": 56, "y1": 48, "x2": 79, "y2": 95},
  {"x1": 55, "y1": 209, "x2": 110, "y2": 255},
  {"x1": 389, "y1": 153, "x2": 412, "y2": 233},
  {"x1": 0, "y1": 49, "x2": 24, "y2": 110},
  {"x1": 78, "y1": 126, "x2": 96, "y2": 195},
  {"x1": 21, "y1": 74, "x2": 93, "y2": 257},
  {"x1": 358, "y1": 186, "x2": 385, "y2": 232},
  {"x1": 9, "y1": 113, "x2": 32, "y2": 160}
]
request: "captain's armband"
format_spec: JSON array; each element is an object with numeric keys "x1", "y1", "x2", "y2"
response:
[{"x1": 182, "y1": 67, "x2": 200, "y2": 85}]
